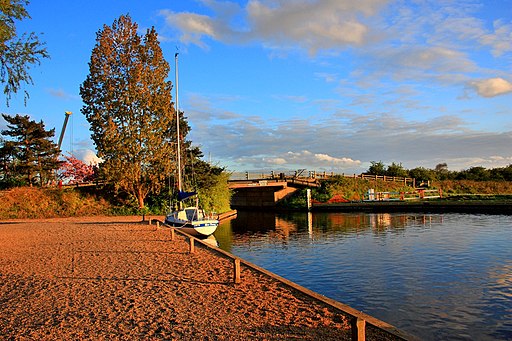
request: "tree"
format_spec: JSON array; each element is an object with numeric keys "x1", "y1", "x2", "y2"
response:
[
  {"x1": 0, "y1": 0, "x2": 49, "y2": 105},
  {"x1": 386, "y1": 162, "x2": 408, "y2": 177},
  {"x1": 457, "y1": 166, "x2": 491, "y2": 181},
  {"x1": 1, "y1": 113, "x2": 61, "y2": 186},
  {"x1": 59, "y1": 153, "x2": 96, "y2": 184},
  {"x1": 184, "y1": 146, "x2": 231, "y2": 213},
  {"x1": 434, "y1": 162, "x2": 452, "y2": 180},
  {"x1": 367, "y1": 161, "x2": 386, "y2": 175},
  {"x1": 80, "y1": 15, "x2": 175, "y2": 209},
  {"x1": 408, "y1": 167, "x2": 435, "y2": 182}
]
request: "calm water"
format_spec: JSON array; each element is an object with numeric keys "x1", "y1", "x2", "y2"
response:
[{"x1": 214, "y1": 211, "x2": 512, "y2": 340}]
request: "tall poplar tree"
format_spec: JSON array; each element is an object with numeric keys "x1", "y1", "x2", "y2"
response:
[{"x1": 80, "y1": 15, "x2": 175, "y2": 209}]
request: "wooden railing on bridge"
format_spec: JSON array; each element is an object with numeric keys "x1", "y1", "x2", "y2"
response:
[{"x1": 230, "y1": 171, "x2": 416, "y2": 188}]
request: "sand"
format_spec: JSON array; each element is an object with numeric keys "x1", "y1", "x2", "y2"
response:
[{"x1": 0, "y1": 216, "x2": 352, "y2": 340}]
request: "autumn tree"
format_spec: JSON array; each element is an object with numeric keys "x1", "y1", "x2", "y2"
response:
[
  {"x1": 0, "y1": 113, "x2": 61, "y2": 186},
  {"x1": 59, "y1": 153, "x2": 96, "y2": 184},
  {"x1": 80, "y1": 15, "x2": 176, "y2": 209},
  {"x1": 0, "y1": 0, "x2": 49, "y2": 105}
]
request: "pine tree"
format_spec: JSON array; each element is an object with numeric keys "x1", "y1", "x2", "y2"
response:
[
  {"x1": 1, "y1": 113, "x2": 61, "y2": 186},
  {"x1": 0, "y1": 0, "x2": 49, "y2": 105},
  {"x1": 80, "y1": 15, "x2": 175, "y2": 209}
]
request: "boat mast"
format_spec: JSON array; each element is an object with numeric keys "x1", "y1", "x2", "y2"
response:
[{"x1": 175, "y1": 52, "x2": 183, "y2": 194}]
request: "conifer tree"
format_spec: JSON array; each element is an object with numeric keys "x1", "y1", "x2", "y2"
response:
[
  {"x1": 80, "y1": 15, "x2": 175, "y2": 209},
  {"x1": 1, "y1": 113, "x2": 61, "y2": 186}
]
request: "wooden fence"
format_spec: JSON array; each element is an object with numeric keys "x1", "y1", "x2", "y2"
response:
[
  {"x1": 149, "y1": 218, "x2": 418, "y2": 341},
  {"x1": 231, "y1": 171, "x2": 416, "y2": 187},
  {"x1": 365, "y1": 189, "x2": 442, "y2": 201}
]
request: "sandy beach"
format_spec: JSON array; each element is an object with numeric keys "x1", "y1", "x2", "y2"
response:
[{"x1": 0, "y1": 216, "x2": 354, "y2": 340}]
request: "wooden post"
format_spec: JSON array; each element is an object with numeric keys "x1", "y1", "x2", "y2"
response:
[
  {"x1": 189, "y1": 237, "x2": 195, "y2": 253},
  {"x1": 156, "y1": 221, "x2": 160, "y2": 228},
  {"x1": 351, "y1": 317, "x2": 366, "y2": 341},
  {"x1": 148, "y1": 217, "x2": 151, "y2": 225},
  {"x1": 234, "y1": 258, "x2": 241, "y2": 284},
  {"x1": 170, "y1": 228, "x2": 175, "y2": 241}
]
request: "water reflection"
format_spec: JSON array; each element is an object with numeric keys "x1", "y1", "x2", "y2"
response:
[
  {"x1": 215, "y1": 211, "x2": 512, "y2": 340},
  {"x1": 217, "y1": 211, "x2": 444, "y2": 246}
]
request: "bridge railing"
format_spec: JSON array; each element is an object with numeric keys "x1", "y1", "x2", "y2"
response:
[{"x1": 230, "y1": 171, "x2": 416, "y2": 187}]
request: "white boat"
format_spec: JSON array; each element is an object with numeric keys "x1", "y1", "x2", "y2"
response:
[
  {"x1": 165, "y1": 206, "x2": 219, "y2": 237},
  {"x1": 165, "y1": 53, "x2": 219, "y2": 237}
]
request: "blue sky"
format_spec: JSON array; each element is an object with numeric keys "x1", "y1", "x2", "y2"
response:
[{"x1": 1, "y1": 0, "x2": 511, "y2": 174}]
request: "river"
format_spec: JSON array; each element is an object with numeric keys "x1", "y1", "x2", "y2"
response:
[{"x1": 213, "y1": 211, "x2": 512, "y2": 340}]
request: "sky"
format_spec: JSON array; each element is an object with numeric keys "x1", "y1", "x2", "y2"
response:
[{"x1": 1, "y1": 0, "x2": 511, "y2": 175}]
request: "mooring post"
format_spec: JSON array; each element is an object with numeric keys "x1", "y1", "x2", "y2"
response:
[
  {"x1": 306, "y1": 188, "x2": 312, "y2": 211},
  {"x1": 351, "y1": 317, "x2": 366, "y2": 341},
  {"x1": 234, "y1": 258, "x2": 241, "y2": 284},
  {"x1": 189, "y1": 237, "x2": 195, "y2": 253}
]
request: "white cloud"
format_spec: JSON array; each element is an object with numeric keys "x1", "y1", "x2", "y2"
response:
[
  {"x1": 47, "y1": 88, "x2": 79, "y2": 100},
  {"x1": 480, "y1": 20, "x2": 512, "y2": 57},
  {"x1": 227, "y1": 149, "x2": 360, "y2": 172},
  {"x1": 264, "y1": 157, "x2": 287, "y2": 165},
  {"x1": 188, "y1": 101, "x2": 512, "y2": 173},
  {"x1": 470, "y1": 78, "x2": 512, "y2": 98},
  {"x1": 161, "y1": 1, "x2": 512, "y2": 173},
  {"x1": 160, "y1": 0, "x2": 387, "y2": 52},
  {"x1": 73, "y1": 149, "x2": 102, "y2": 165}
]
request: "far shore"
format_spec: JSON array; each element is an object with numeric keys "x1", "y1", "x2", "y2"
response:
[{"x1": 309, "y1": 199, "x2": 512, "y2": 214}]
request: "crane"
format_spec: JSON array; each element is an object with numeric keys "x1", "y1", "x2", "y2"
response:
[{"x1": 58, "y1": 111, "x2": 72, "y2": 151}]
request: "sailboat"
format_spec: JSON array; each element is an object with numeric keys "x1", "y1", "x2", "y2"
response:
[{"x1": 165, "y1": 53, "x2": 219, "y2": 237}]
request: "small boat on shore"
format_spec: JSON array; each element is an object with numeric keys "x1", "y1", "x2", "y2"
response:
[
  {"x1": 164, "y1": 53, "x2": 219, "y2": 237},
  {"x1": 165, "y1": 205, "x2": 219, "y2": 237}
]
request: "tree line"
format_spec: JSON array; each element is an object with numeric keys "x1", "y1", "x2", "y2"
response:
[{"x1": 367, "y1": 161, "x2": 512, "y2": 182}]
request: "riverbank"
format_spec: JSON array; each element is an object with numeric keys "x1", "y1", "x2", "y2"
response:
[
  {"x1": 311, "y1": 197, "x2": 512, "y2": 214},
  {"x1": 1, "y1": 216, "x2": 371, "y2": 340}
]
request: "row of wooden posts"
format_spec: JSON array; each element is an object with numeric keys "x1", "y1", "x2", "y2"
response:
[
  {"x1": 147, "y1": 218, "x2": 415, "y2": 341},
  {"x1": 149, "y1": 219, "x2": 242, "y2": 284}
]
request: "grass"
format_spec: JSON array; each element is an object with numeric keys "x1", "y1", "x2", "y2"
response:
[
  {"x1": 0, "y1": 187, "x2": 112, "y2": 219},
  {"x1": 278, "y1": 177, "x2": 512, "y2": 209}
]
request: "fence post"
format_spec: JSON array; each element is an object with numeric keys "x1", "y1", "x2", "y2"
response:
[
  {"x1": 351, "y1": 317, "x2": 366, "y2": 341},
  {"x1": 189, "y1": 237, "x2": 195, "y2": 253},
  {"x1": 234, "y1": 258, "x2": 241, "y2": 284}
]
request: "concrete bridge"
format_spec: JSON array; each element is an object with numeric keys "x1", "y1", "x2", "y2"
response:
[
  {"x1": 228, "y1": 176, "x2": 318, "y2": 209},
  {"x1": 228, "y1": 171, "x2": 416, "y2": 209}
]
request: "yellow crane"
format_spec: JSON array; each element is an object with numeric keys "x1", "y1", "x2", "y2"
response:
[{"x1": 57, "y1": 111, "x2": 71, "y2": 151}]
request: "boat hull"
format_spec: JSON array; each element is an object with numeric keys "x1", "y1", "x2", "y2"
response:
[{"x1": 164, "y1": 217, "x2": 219, "y2": 237}]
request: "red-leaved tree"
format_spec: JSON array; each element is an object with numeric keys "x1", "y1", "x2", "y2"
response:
[{"x1": 60, "y1": 154, "x2": 96, "y2": 184}]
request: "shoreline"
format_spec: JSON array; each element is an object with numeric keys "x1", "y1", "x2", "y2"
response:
[
  {"x1": 0, "y1": 216, "x2": 413, "y2": 340},
  {"x1": 310, "y1": 200, "x2": 512, "y2": 214}
]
